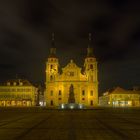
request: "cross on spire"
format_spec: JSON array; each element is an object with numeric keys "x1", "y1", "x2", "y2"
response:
[
  {"x1": 51, "y1": 32, "x2": 55, "y2": 47},
  {"x1": 89, "y1": 33, "x2": 91, "y2": 41}
]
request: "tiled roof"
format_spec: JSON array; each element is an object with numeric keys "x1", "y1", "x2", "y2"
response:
[{"x1": 108, "y1": 87, "x2": 140, "y2": 95}]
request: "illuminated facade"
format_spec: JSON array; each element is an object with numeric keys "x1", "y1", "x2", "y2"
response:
[
  {"x1": 45, "y1": 34, "x2": 98, "y2": 108},
  {"x1": 99, "y1": 87, "x2": 140, "y2": 107},
  {"x1": 0, "y1": 79, "x2": 37, "y2": 107}
]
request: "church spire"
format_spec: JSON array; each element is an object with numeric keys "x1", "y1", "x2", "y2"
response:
[
  {"x1": 49, "y1": 33, "x2": 56, "y2": 57},
  {"x1": 87, "y1": 33, "x2": 93, "y2": 57},
  {"x1": 51, "y1": 32, "x2": 55, "y2": 47}
]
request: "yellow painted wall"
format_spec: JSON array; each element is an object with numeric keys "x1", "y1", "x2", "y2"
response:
[
  {"x1": 99, "y1": 90, "x2": 140, "y2": 107},
  {"x1": 0, "y1": 85, "x2": 37, "y2": 107},
  {"x1": 46, "y1": 58, "x2": 98, "y2": 108}
]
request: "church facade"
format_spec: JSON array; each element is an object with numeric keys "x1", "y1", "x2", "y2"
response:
[{"x1": 45, "y1": 35, "x2": 98, "y2": 108}]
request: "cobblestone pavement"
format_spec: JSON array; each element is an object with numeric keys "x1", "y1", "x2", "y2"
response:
[{"x1": 0, "y1": 108, "x2": 140, "y2": 140}]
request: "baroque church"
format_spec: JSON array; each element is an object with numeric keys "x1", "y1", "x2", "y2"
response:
[{"x1": 45, "y1": 34, "x2": 98, "y2": 108}]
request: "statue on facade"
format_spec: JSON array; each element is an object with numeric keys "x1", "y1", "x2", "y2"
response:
[{"x1": 68, "y1": 84, "x2": 75, "y2": 103}]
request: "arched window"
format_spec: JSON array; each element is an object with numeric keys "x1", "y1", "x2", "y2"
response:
[
  {"x1": 50, "y1": 75, "x2": 53, "y2": 81},
  {"x1": 58, "y1": 90, "x2": 61, "y2": 95},
  {"x1": 90, "y1": 90, "x2": 93, "y2": 96},
  {"x1": 50, "y1": 64, "x2": 53, "y2": 69},
  {"x1": 50, "y1": 100, "x2": 53, "y2": 106},
  {"x1": 82, "y1": 90, "x2": 85, "y2": 95},
  {"x1": 90, "y1": 64, "x2": 93, "y2": 69}
]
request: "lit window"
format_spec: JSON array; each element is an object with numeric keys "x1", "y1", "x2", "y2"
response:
[
  {"x1": 7, "y1": 82, "x2": 10, "y2": 86},
  {"x1": 13, "y1": 82, "x2": 17, "y2": 86},
  {"x1": 19, "y1": 82, "x2": 23, "y2": 86}
]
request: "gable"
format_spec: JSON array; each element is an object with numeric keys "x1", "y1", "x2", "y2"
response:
[{"x1": 61, "y1": 60, "x2": 81, "y2": 80}]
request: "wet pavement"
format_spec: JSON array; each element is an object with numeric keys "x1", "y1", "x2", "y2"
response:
[{"x1": 0, "y1": 107, "x2": 140, "y2": 140}]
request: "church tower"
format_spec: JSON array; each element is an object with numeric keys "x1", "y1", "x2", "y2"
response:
[
  {"x1": 45, "y1": 33, "x2": 59, "y2": 107},
  {"x1": 84, "y1": 33, "x2": 98, "y2": 106},
  {"x1": 46, "y1": 33, "x2": 59, "y2": 83}
]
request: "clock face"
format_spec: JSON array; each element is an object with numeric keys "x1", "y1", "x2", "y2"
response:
[{"x1": 50, "y1": 69, "x2": 56, "y2": 74}]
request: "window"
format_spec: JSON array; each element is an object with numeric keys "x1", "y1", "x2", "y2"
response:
[
  {"x1": 50, "y1": 90, "x2": 53, "y2": 96},
  {"x1": 90, "y1": 100, "x2": 93, "y2": 105},
  {"x1": 50, "y1": 75, "x2": 53, "y2": 81},
  {"x1": 19, "y1": 82, "x2": 23, "y2": 86},
  {"x1": 50, "y1": 100, "x2": 53, "y2": 106},
  {"x1": 23, "y1": 101, "x2": 26, "y2": 105},
  {"x1": 58, "y1": 98, "x2": 62, "y2": 100},
  {"x1": 50, "y1": 64, "x2": 53, "y2": 69},
  {"x1": 7, "y1": 82, "x2": 10, "y2": 86},
  {"x1": 82, "y1": 90, "x2": 85, "y2": 95},
  {"x1": 82, "y1": 98, "x2": 85, "y2": 100},
  {"x1": 11, "y1": 89, "x2": 16, "y2": 92},
  {"x1": 13, "y1": 82, "x2": 17, "y2": 86},
  {"x1": 90, "y1": 90, "x2": 93, "y2": 96},
  {"x1": 90, "y1": 64, "x2": 93, "y2": 69},
  {"x1": 70, "y1": 72, "x2": 74, "y2": 76},
  {"x1": 26, "y1": 89, "x2": 31, "y2": 92},
  {"x1": 58, "y1": 90, "x2": 61, "y2": 95}
]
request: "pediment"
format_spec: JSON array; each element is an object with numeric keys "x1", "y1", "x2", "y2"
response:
[{"x1": 62, "y1": 59, "x2": 81, "y2": 71}]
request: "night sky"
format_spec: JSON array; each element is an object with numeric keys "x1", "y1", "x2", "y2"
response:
[{"x1": 0, "y1": 0, "x2": 140, "y2": 94}]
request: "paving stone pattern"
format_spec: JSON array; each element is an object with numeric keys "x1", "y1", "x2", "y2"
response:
[{"x1": 0, "y1": 108, "x2": 140, "y2": 140}]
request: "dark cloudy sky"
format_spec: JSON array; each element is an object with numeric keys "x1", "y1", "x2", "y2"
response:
[{"x1": 0, "y1": 0, "x2": 140, "y2": 93}]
